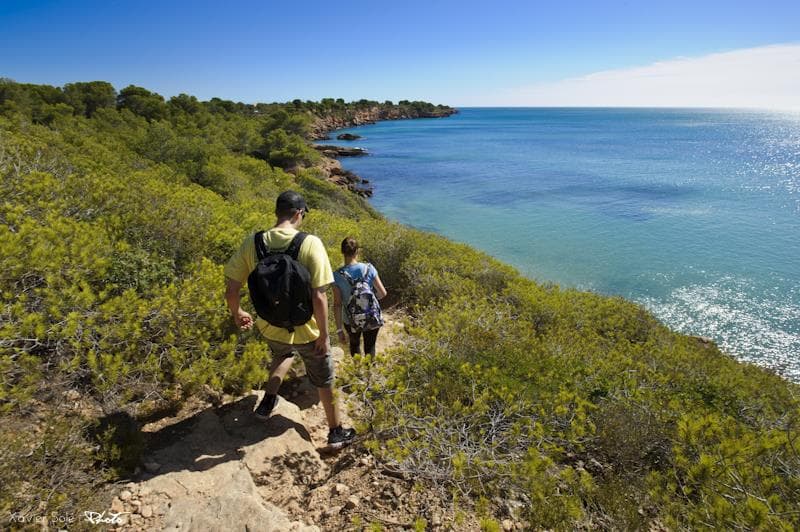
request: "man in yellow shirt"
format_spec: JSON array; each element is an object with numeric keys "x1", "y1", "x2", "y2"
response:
[{"x1": 224, "y1": 190, "x2": 356, "y2": 448}]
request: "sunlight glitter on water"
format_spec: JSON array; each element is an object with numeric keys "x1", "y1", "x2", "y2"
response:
[{"x1": 640, "y1": 276, "x2": 800, "y2": 380}]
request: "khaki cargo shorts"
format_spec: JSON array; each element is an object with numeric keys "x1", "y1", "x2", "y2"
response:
[{"x1": 265, "y1": 338, "x2": 335, "y2": 388}]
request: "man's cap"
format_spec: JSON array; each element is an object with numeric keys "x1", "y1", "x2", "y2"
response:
[{"x1": 276, "y1": 190, "x2": 309, "y2": 213}]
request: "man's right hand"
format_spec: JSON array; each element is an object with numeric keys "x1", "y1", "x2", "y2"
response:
[
  {"x1": 234, "y1": 310, "x2": 254, "y2": 330},
  {"x1": 314, "y1": 334, "x2": 330, "y2": 358}
]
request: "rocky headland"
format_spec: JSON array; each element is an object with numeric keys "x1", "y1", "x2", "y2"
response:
[
  {"x1": 311, "y1": 104, "x2": 457, "y2": 141},
  {"x1": 311, "y1": 104, "x2": 457, "y2": 197}
]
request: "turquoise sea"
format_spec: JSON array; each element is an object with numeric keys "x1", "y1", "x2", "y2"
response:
[{"x1": 330, "y1": 108, "x2": 800, "y2": 380}]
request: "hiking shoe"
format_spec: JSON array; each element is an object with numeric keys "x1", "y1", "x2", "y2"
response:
[
  {"x1": 327, "y1": 426, "x2": 356, "y2": 449},
  {"x1": 254, "y1": 394, "x2": 277, "y2": 419}
]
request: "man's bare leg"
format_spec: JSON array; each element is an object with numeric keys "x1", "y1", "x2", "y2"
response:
[
  {"x1": 264, "y1": 356, "x2": 294, "y2": 395},
  {"x1": 317, "y1": 387, "x2": 340, "y2": 428}
]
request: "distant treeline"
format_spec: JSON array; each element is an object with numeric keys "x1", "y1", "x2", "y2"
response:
[
  {"x1": 0, "y1": 79, "x2": 451, "y2": 174},
  {"x1": 0, "y1": 78, "x2": 451, "y2": 123}
]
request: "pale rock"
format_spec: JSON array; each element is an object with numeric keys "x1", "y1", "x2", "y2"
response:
[
  {"x1": 110, "y1": 497, "x2": 124, "y2": 514},
  {"x1": 286, "y1": 501, "x2": 302, "y2": 515},
  {"x1": 64, "y1": 389, "x2": 81, "y2": 402},
  {"x1": 505, "y1": 499, "x2": 525, "y2": 518},
  {"x1": 324, "y1": 506, "x2": 342, "y2": 517},
  {"x1": 345, "y1": 495, "x2": 360, "y2": 510},
  {"x1": 141, "y1": 505, "x2": 153, "y2": 519},
  {"x1": 133, "y1": 392, "x2": 322, "y2": 531},
  {"x1": 334, "y1": 483, "x2": 349, "y2": 496},
  {"x1": 119, "y1": 490, "x2": 132, "y2": 501},
  {"x1": 502, "y1": 519, "x2": 514, "y2": 531}
]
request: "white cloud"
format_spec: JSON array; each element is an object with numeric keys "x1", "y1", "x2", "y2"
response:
[{"x1": 492, "y1": 44, "x2": 800, "y2": 109}]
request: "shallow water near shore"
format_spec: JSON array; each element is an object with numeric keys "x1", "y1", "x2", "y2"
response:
[{"x1": 330, "y1": 108, "x2": 800, "y2": 380}]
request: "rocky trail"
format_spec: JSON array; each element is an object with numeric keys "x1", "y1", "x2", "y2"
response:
[{"x1": 105, "y1": 313, "x2": 477, "y2": 531}]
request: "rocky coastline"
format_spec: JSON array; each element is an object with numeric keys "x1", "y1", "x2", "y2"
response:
[
  {"x1": 336, "y1": 133, "x2": 362, "y2": 141},
  {"x1": 311, "y1": 104, "x2": 457, "y2": 140},
  {"x1": 313, "y1": 144, "x2": 368, "y2": 157},
  {"x1": 312, "y1": 105, "x2": 457, "y2": 197}
]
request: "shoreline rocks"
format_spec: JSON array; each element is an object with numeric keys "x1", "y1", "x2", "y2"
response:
[
  {"x1": 329, "y1": 167, "x2": 373, "y2": 198},
  {"x1": 310, "y1": 104, "x2": 457, "y2": 199},
  {"x1": 313, "y1": 144, "x2": 368, "y2": 157}
]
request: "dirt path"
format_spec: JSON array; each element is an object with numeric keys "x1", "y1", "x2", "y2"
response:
[{"x1": 104, "y1": 311, "x2": 474, "y2": 531}]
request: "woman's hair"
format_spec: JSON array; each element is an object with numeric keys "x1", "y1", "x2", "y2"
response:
[{"x1": 341, "y1": 237, "x2": 359, "y2": 257}]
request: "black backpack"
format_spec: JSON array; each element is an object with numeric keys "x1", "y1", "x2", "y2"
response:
[{"x1": 247, "y1": 231, "x2": 312, "y2": 332}]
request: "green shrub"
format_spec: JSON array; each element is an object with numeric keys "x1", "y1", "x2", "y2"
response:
[
  {"x1": 263, "y1": 128, "x2": 319, "y2": 169},
  {"x1": 0, "y1": 413, "x2": 108, "y2": 525}
]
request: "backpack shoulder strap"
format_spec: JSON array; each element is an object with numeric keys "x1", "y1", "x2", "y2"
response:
[
  {"x1": 284, "y1": 232, "x2": 307, "y2": 260},
  {"x1": 360, "y1": 262, "x2": 371, "y2": 280},
  {"x1": 339, "y1": 268, "x2": 357, "y2": 287},
  {"x1": 254, "y1": 231, "x2": 268, "y2": 261}
]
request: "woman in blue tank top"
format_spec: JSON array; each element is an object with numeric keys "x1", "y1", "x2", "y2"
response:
[{"x1": 332, "y1": 237, "x2": 388, "y2": 355}]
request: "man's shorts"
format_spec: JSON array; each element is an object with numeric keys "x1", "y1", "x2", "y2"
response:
[{"x1": 265, "y1": 338, "x2": 335, "y2": 388}]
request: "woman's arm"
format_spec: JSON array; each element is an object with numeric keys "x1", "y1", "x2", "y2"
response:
[{"x1": 372, "y1": 273, "x2": 388, "y2": 300}]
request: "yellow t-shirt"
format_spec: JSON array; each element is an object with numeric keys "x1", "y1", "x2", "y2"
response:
[{"x1": 224, "y1": 228, "x2": 333, "y2": 344}]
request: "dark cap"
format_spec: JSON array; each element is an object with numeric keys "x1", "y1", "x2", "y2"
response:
[{"x1": 275, "y1": 190, "x2": 309, "y2": 213}]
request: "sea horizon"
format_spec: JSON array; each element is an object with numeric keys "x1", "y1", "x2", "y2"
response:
[{"x1": 453, "y1": 106, "x2": 800, "y2": 111}]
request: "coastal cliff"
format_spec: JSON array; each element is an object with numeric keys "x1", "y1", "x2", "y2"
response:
[{"x1": 311, "y1": 103, "x2": 457, "y2": 140}]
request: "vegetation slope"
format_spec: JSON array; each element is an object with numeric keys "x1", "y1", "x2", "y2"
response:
[{"x1": 1, "y1": 79, "x2": 798, "y2": 530}]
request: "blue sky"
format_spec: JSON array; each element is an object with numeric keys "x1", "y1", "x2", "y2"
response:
[{"x1": 1, "y1": 0, "x2": 799, "y2": 106}]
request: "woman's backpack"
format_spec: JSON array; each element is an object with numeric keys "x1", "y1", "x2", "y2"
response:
[{"x1": 340, "y1": 265, "x2": 383, "y2": 333}]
